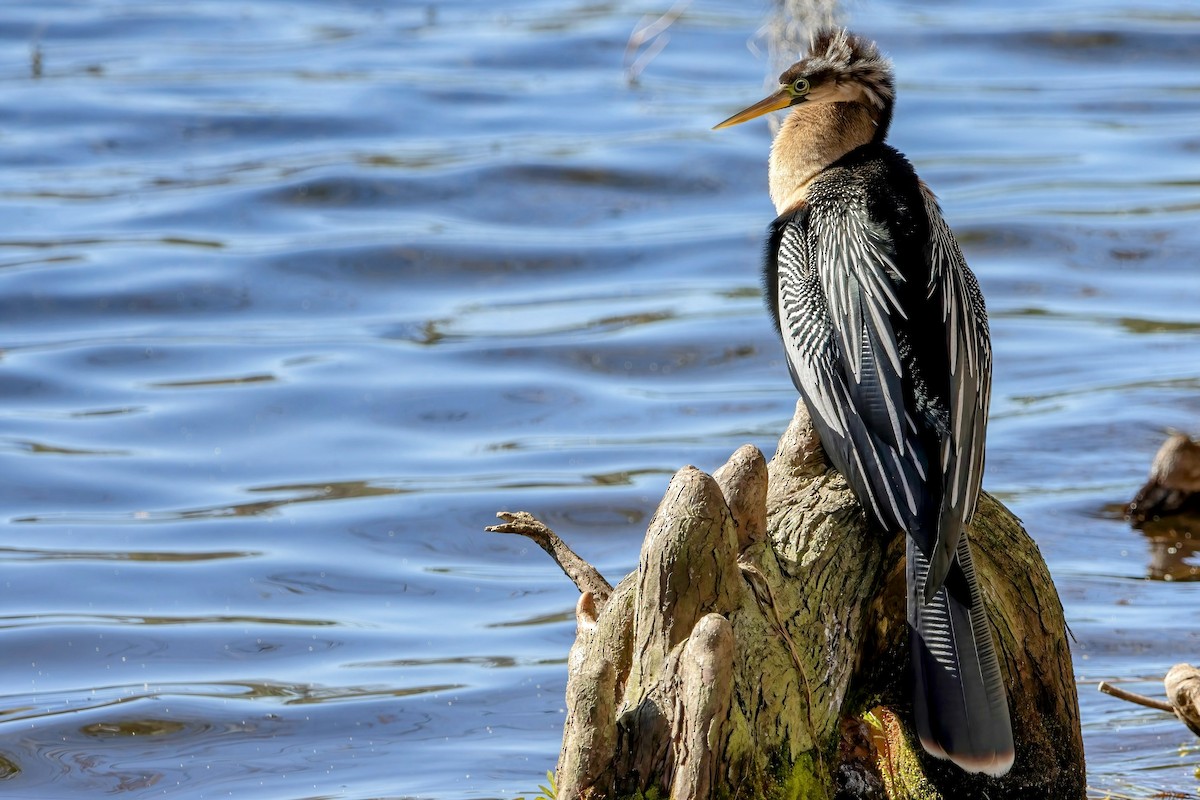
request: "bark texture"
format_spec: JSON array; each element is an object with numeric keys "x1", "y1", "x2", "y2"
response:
[{"x1": 492, "y1": 402, "x2": 1086, "y2": 799}]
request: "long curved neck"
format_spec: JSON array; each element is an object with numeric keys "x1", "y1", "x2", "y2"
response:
[{"x1": 768, "y1": 102, "x2": 883, "y2": 214}]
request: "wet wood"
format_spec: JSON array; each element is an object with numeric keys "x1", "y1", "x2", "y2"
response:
[
  {"x1": 1128, "y1": 433, "x2": 1200, "y2": 524},
  {"x1": 490, "y1": 401, "x2": 1086, "y2": 799}
]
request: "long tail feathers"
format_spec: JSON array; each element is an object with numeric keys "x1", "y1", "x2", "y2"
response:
[{"x1": 908, "y1": 534, "x2": 1015, "y2": 776}]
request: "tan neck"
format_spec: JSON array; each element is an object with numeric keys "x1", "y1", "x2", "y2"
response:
[{"x1": 768, "y1": 102, "x2": 879, "y2": 214}]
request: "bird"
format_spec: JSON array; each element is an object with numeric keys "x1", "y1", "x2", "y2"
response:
[{"x1": 714, "y1": 28, "x2": 1015, "y2": 775}]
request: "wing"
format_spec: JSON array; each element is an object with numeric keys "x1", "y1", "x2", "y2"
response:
[
  {"x1": 767, "y1": 195, "x2": 931, "y2": 536},
  {"x1": 919, "y1": 183, "x2": 993, "y2": 601}
]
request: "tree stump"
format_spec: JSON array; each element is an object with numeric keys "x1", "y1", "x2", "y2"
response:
[{"x1": 490, "y1": 402, "x2": 1086, "y2": 799}]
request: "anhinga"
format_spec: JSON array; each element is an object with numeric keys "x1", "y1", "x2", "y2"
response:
[{"x1": 715, "y1": 29, "x2": 1015, "y2": 775}]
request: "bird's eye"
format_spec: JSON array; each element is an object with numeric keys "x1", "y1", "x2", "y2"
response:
[{"x1": 791, "y1": 78, "x2": 810, "y2": 95}]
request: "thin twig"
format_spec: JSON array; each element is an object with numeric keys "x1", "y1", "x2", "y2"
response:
[
  {"x1": 486, "y1": 511, "x2": 613, "y2": 606},
  {"x1": 1097, "y1": 680, "x2": 1175, "y2": 713}
]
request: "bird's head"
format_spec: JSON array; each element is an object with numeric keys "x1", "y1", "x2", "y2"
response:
[{"x1": 713, "y1": 28, "x2": 895, "y2": 134}]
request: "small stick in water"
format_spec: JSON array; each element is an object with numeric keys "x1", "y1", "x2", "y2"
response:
[{"x1": 1097, "y1": 680, "x2": 1175, "y2": 713}]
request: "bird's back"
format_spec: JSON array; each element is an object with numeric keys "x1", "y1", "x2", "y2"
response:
[{"x1": 767, "y1": 141, "x2": 950, "y2": 544}]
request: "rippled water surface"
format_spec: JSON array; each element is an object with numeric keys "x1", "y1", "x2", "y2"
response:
[{"x1": 2, "y1": 0, "x2": 1199, "y2": 797}]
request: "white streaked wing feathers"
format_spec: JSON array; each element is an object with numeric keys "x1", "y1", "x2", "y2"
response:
[
  {"x1": 921, "y1": 186, "x2": 992, "y2": 595},
  {"x1": 775, "y1": 200, "x2": 922, "y2": 530}
]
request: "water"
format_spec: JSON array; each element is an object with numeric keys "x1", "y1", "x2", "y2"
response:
[{"x1": 1, "y1": 0, "x2": 1199, "y2": 797}]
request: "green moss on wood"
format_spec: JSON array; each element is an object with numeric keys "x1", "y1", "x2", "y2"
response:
[
  {"x1": 617, "y1": 785, "x2": 664, "y2": 800},
  {"x1": 763, "y1": 749, "x2": 831, "y2": 800}
]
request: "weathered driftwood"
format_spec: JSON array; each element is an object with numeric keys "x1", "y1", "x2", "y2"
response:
[
  {"x1": 1128, "y1": 432, "x2": 1200, "y2": 524},
  {"x1": 490, "y1": 401, "x2": 1086, "y2": 799},
  {"x1": 1125, "y1": 433, "x2": 1200, "y2": 581},
  {"x1": 1164, "y1": 664, "x2": 1200, "y2": 738}
]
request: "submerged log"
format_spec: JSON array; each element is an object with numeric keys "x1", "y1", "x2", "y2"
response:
[
  {"x1": 489, "y1": 401, "x2": 1086, "y2": 799},
  {"x1": 1128, "y1": 432, "x2": 1200, "y2": 524}
]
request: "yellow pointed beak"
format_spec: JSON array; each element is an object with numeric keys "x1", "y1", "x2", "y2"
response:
[{"x1": 713, "y1": 87, "x2": 794, "y2": 130}]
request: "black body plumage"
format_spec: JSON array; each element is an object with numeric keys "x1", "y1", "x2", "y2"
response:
[{"x1": 723, "y1": 29, "x2": 1015, "y2": 775}]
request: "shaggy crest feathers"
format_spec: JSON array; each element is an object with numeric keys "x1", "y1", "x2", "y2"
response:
[{"x1": 784, "y1": 27, "x2": 895, "y2": 111}]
